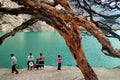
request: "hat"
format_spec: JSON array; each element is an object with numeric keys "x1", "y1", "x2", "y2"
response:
[{"x1": 29, "y1": 62, "x2": 34, "y2": 67}]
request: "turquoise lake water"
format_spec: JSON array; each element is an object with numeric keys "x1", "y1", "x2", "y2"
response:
[{"x1": 0, "y1": 31, "x2": 120, "y2": 68}]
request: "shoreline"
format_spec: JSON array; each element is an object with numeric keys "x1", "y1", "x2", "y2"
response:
[{"x1": 0, "y1": 66, "x2": 120, "y2": 80}]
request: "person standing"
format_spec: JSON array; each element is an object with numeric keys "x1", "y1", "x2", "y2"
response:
[
  {"x1": 10, "y1": 54, "x2": 18, "y2": 74},
  {"x1": 57, "y1": 55, "x2": 62, "y2": 70},
  {"x1": 35, "y1": 59, "x2": 39, "y2": 70},
  {"x1": 27, "y1": 53, "x2": 34, "y2": 70},
  {"x1": 39, "y1": 53, "x2": 44, "y2": 69}
]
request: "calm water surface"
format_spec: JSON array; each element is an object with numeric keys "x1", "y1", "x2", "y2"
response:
[{"x1": 0, "y1": 31, "x2": 120, "y2": 68}]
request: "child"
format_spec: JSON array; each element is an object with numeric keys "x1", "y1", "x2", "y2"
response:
[{"x1": 35, "y1": 59, "x2": 39, "y2": 70}]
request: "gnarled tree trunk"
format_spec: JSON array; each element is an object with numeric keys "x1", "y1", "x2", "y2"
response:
[{"x1": 0, "y1": 0, "x2": 120, "y2": 80}]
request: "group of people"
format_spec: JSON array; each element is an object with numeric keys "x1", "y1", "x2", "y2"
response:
[
  {"x1": 27, "y1": 53, "x2": 45, "y2": 70},
  {"x1": 10, "y1": 53, "x2": 62, "y2": 74}
]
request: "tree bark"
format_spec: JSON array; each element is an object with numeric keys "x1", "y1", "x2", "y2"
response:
[
  {"x1": 0, "y1": 0, "x2": 120, "y2": 80},
  {"x1": 69, "y1": 41, "x2": 98, "y2": 80},
  {"x1": 0, "y1": 16, "x2": 39, "y2": 44},
  {"x1": 40, "y1": 14, "x2": 98, "y2": 80}
]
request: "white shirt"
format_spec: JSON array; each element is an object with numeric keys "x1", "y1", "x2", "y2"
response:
[
  {"x1": 28, "y1": 55, "x2": 34, "y2": 61},
  {"x1": 11, "y1": 56, "x2": 17, "y2": 65}
]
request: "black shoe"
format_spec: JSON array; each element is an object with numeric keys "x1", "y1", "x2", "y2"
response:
[{"x1": 16, "y1": 72, "x2": 19, "y2": 74}]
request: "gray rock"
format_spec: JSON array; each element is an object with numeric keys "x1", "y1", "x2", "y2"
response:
[{"x1": 0, "y1": 0, "x2": 55, "y2": 32}]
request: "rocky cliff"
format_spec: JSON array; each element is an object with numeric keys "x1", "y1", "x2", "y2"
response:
[{"x1": 0, "y1": 0, "x2": 54, "y2": 32}]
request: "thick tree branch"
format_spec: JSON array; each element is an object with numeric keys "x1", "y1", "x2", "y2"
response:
[
  {"x1": 37, "y1": 11, "x2": 98, "y2": 80},
  {"x1": 0, "y1": 16, "x2": 39, "y2": 45},
  {"x1": 1, "y1": 1, "x2": 120, "y2": 57},
  {"x1": 0, "y1": 1, "x2": 120, "y2": 58},
  {"x1": 38, "y1": 3, "x2": 120, "y2": 58},
  {"x1": 0, "y1": 0, "x2": 120, "y2": 80},
  {"x1": 75, "y1": 0, "x2": 120, "y2": 19},
  {"x1": 11, "y1": 0, "x2": 41, "y2": 8},
  {"x1": 71, "y1": 0, "x2": 120, "y2": 41},
  {"x1": 0, "y1": 7, "x2": 37, "y2": 15},
  {"x1": 94, "y1": 21, "x2": 120, "y2": 41}
]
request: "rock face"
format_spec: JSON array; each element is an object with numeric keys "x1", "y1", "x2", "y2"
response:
[{"x1": 0, "y1": 0, "x2": 54, "y2": 32}]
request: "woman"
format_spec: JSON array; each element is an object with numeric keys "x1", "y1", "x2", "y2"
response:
[
  {"x1": 57, "y1": 55, "x2": 62, "y2": 70},
  {"x1": 39, "y1": 53, "x2": 44, "y2": 69}
]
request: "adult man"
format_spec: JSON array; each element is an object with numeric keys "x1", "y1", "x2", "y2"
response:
[
  {"x1": 27, "y1": 53, "x2": 34, "y2": 70},
  {"x1": 10, "y1": 54, "x2": 19, "y2": 74}
]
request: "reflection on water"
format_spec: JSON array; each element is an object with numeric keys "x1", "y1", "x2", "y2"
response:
[{"x1": 0, "y1": 31, "x2": 120, "y2": 68}]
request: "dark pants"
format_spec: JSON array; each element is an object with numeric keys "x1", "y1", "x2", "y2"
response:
[
  {"x1": 35, "y1": 64, "x2": 39, "y2": 70},
  {"x1": 57, "y1": 63, "x2": 61, "y2": 70},
  {"x1": 27, "y1": 61, "x2": 34, "y2": 70},
  {"x1": 12, "y1": 64, "x2": 18, "y2": 74},
  {"x1": 39, "y1": 61, "x2": 44, "y2": 68}
]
